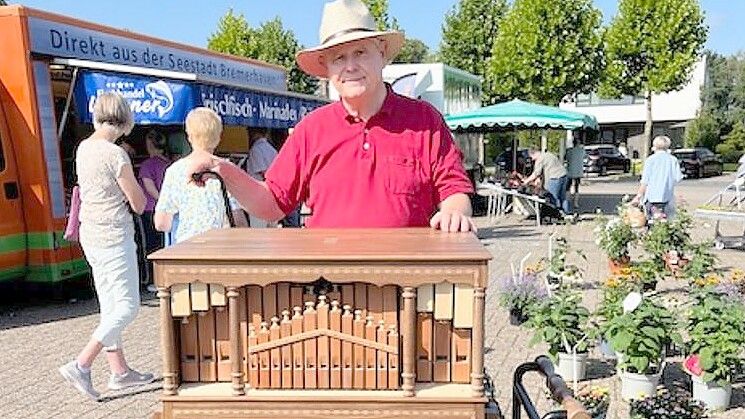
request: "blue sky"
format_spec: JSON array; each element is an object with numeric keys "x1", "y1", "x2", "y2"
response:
[{"x1": 11, "y1": 0, "x2": 744, "y2": 55}]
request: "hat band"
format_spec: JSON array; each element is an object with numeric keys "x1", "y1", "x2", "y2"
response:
[{"x1": 322, "y1": 27, "x2": 375, "y2": 45}]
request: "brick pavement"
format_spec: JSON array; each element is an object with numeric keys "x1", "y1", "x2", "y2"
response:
[{"x1": 1, "y1": 179, "x2": 744, "y2": 418}]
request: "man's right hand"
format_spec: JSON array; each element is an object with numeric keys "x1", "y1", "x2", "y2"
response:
[{"x1": 186, "y1": 149, "x2": 220, "y2": 186}]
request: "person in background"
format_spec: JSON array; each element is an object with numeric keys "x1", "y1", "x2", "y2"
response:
[
  {"x1": 523, "y1": 148, "x2": 570, "y2": 214},
  {"x1": 631, "y1": 136, "x2": 683, "y2": 218},
  {"x1": 564, "y1": 139, "x2": 585, "y2": 212},
  {"x1": 154, "y1": 107, "x2": 247, "y2": 243},
  {"x1": 241, "y1": 129, "x2": 278, "y2": 228},
  {"x1": 618, "y1": 142, "x2": 628, "y2": 158},
  {"x1": 138, "y1": 129, "x2": 170, "y2": 292},
  {"x1": 183, "y1": 0, "x2": 475, "y2": 232},
  {"x1": 59, "y1": 92, "x2": 154, "y2": 401}
]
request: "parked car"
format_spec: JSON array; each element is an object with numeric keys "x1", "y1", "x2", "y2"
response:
[
  {"x1": 494, "y1": 148, "x2": 534, "y2": 176},
  {"x1": 583, "y1": 145, "x2": 630, "y2": 176},
  {"x1": 672, "y1": 147, "x2": 724, "y2": 178}
]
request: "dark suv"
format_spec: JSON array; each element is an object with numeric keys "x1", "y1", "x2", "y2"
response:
[
  {"x1": 584, "y1": 145, "x2": 630, "y2": 176},
  {"x1": 672, "y1": 148, "x2": 723, "y2": 178},
  {"x1": 494, "y1": 148, "x2": 534, "y2": 176}
]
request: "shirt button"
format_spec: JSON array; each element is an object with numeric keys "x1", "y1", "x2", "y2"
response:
[{"x1": 363, "y1": 142, "x2": 370, "y2": 150}]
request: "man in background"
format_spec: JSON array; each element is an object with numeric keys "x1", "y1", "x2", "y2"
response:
[
  {"x1": 240, "y1": 129, "x2": 278, "y2": 227},
  {"x1": 631, "y1": 136, "x2": 682, "y2": 218},
  {"x1": 564, "y1": 137, "x2": 585, "y2": 212}
]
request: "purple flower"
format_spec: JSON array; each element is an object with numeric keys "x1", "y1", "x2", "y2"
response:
[{"x1": 497, "y1": 273, "x2": 548, "y2": 311}]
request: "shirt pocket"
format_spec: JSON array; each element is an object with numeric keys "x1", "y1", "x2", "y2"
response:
[{"x1": 383, "y1": 155, "x2": 419, "y2": 195}]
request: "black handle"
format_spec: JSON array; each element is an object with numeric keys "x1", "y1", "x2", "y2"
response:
[
  {"x1": 191, "y1": 170, "x2": 236, "y2": 228},
  {"x1": 512, "y1": 356, "x2": 589, "y2": 419}
]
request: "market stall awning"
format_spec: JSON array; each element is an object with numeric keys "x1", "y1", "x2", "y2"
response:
[
  {"x1": 445, "y1": 99, "x2": 599, "y2": 132},
  {"x1": 72, "y1": 70, "x2": 328, "y2": 128}
]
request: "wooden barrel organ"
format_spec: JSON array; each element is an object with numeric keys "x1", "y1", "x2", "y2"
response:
[{"x1": 152, "y1": 228, "x2": 491, "y2": 418}]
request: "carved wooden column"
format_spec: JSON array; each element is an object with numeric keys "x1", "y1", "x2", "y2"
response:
[
  {"x1": 158, "y1": 287, "x2": 177, "y2": 396},
  {"x1": 401, "y1": 286, "x2": 416, "y2": 397},
  {"x1": 227, "y1": 286, "x2": 245, "y2": 395},
  {"x1": 471, "y1": 287, "x2": 486, "y2": 397}
]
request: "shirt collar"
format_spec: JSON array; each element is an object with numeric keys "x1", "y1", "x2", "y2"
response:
[{"x1": 337, "y1": 83, "x2": 397, "y2": 124}]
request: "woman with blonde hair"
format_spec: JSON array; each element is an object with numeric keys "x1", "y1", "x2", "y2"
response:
[
  {"x1": 59, "y1": 92, "x2": 154, "y2": 400},
  {"x1": 154, "y1": 107, "x2": 246, "y2": 242}
]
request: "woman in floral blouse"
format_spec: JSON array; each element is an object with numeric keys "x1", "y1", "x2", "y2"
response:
[{"x1": 154, "y1": 107, "x2": 246, "y2": 243}]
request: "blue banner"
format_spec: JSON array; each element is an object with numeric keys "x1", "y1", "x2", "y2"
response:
[
  {"x1": 196, "y1": 85, "x2": 326, "y2": 129},
  {"x1": 74, "y1": 71, "x2": 195, "y2": 125}
]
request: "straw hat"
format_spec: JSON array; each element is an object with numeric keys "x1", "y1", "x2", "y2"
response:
[{"x1": 296, "y1": 0, "x2": 404, "y2": 79}]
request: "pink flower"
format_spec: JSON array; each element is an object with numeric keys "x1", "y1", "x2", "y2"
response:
[{"x1": 684, "y1": 354, "x2": 703, "y2": 376}]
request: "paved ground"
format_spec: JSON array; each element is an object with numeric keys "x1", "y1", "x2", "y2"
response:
[{"x1": 1, "y1": 174, "x2": 743, "y2": 418}]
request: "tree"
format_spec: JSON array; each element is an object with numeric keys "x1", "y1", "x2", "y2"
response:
[
  {"x1": 684, "y1": 111, "x2": 719, "y2": 150},
  {"x1": 487, "y1": 0, "x2": 605, "y2": 106},
  {"x1": 208, "y1": 11, "x2": 317, "y2": 94},
  {"x1": 602, "y1": 0, "x2": 707, "y2": 160},
  {"x1": 716, "y1": 121, "x2": 745, "y2": 163},
  {"x1": 440, "y1": 0, "x2": 508, "y2": 103},
  {"x1": 394, "y1": 38, "x2": 430, "y2": 64},
  {"x1": 361, "y1": 0, "x2": 430, "y2": 64}
]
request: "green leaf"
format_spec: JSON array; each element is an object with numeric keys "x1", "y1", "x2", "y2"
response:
[{"x1": 699, "y1": 347, "x2": 715, "y2": 370}]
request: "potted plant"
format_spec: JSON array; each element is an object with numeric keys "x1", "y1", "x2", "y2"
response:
[
  {"x1": 642, "y1": 208, "x2": 693, "y2": 274},
  {"x1": 594, "y1": 275, "x2": 640, "y2": 358},
  {"x1": 575, "y1": 385, "x2": 610, "y2": 419},
  {"x1": 595, "y1": 213, "x2": 637, "y2": 274},
  {"x1": 683, "y1": 242, "x2": 719, "y2": 286},
  {"x1": 543, "y1": 236, "x2": 585, "y2": 289},
  {"x1": 685, "y1": 288, "x2": 745, "y2": 411},
  {"x1": 604, "y1": 294, "x2": 681, "y2": 400},
  {"x1": 630, "y1": 259, "x2": 665, "y2": 292},
  {"x1": 497, "y1": 271, "x2": 547, "y2": 325},
  {"x1": 526, "y1": 289, "x2": 592, "y2": 381},
  {"x1": 629, "y1": 387, "x2": 706, "y2": 419}
]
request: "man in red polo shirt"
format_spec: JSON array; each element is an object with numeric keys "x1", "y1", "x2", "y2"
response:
[{"x1": 188, "y1": 0, "x2": 475, "y2": 232}]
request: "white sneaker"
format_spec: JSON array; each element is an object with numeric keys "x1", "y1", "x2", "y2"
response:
[
  {"x1": 146, "y1": 284, "x2": 158, "y2": 293},
  {"x1": 108, "y1": 368, "x2": 155, "y2": 390},
  {"x1": 59, "y1": 361, "x2": 100, "y2": 401}
]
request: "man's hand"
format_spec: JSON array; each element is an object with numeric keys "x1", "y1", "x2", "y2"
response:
[
  {"x1": 186, "y1": 149, "x2": 221, "y2": 186},
  {"x1": 430, "y1": 209, "x2": 477, "y2": 233}
]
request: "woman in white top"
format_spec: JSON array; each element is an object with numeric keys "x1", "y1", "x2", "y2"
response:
[{"x1": 59, "y1": 92, "x2": 154, "y2": 401}]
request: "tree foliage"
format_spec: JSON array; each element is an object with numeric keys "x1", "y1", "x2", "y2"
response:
[
  {"x1": 602, "y1": 0, "x2": 707, "y2": 159},
  {"x1": 361, "y1": 0, "x2": 430, "y2": 64},
  {"x1": 684, "y1": 111, "x2": 720, "y2": 150},
  {"x1": 208, "y1": 10, "x2": 317, "y2": 94},
  {"x1": 716, "y1": 121, "x2": 745, "y2": 163},
  {"x1": 440, "y1": 0, "x2": 507, "y2": 103},
  {"x1": 602, "y1": 0, "x2": 707, "y2": 98},
  {"x1": 487, "y1": 0, "x2": 605, "y2": 105}
]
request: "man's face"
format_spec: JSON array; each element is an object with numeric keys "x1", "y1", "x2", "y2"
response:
[{"x1": 323, "y1": 38, "x2": 386, "y2": 101}]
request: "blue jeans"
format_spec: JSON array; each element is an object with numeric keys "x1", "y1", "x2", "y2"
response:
[{"x1": 546, "y1": 176, "x2": 570, "y2": 214}]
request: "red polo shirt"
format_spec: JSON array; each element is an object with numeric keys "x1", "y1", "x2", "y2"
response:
[{"x1": 265, "y1": 88, "x2": 474, "y2": 228}]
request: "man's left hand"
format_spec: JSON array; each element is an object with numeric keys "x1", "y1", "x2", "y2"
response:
[{"x1": 430, "y1": 210, "x2": 477, "y2": 233}]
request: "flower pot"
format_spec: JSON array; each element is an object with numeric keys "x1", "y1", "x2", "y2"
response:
[
  {"x1": 641, "y1": 281, "x2": 657, "y2": 292},
  {"x1": 692, "y1": 375, "x2": 732, "y2": 411},
  {"x1": 608, "y1": 256, "x2": 630, "y2": 274},
  {"x1": 546, "y1": 271, "x2": 562, "y2": 290},
  {"x1": 586, "y1": 401, "x2": 609, "y2": 419},
  {"x1": 620, "y1": 370, "x2": 661, "y2": 401},
  {"x1": 509, "y1": 308, "x2": 528, "y2": 325},
  {"x1": 598, "y1": 339, "x2": 616, "y2": 359},
  {"x1": 553, "y1": 352, "x2": 588, "y2": 382},
  {"x1": 663, "y1": 251, "x2": 688, "y2": 276}
]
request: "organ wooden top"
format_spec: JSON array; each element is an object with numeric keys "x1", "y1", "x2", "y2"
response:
[{"x1": 150, "y1": 228, "x2": 491, "y2": 288}]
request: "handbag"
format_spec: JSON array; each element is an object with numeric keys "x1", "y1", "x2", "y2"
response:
[{"x1": 63, "y1": 185, "x2": 81, "y2": 241}]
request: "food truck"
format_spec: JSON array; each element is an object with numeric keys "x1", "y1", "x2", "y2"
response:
[{"x1": 0, "y1": 5, "x2": 327, "y2": 286}]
